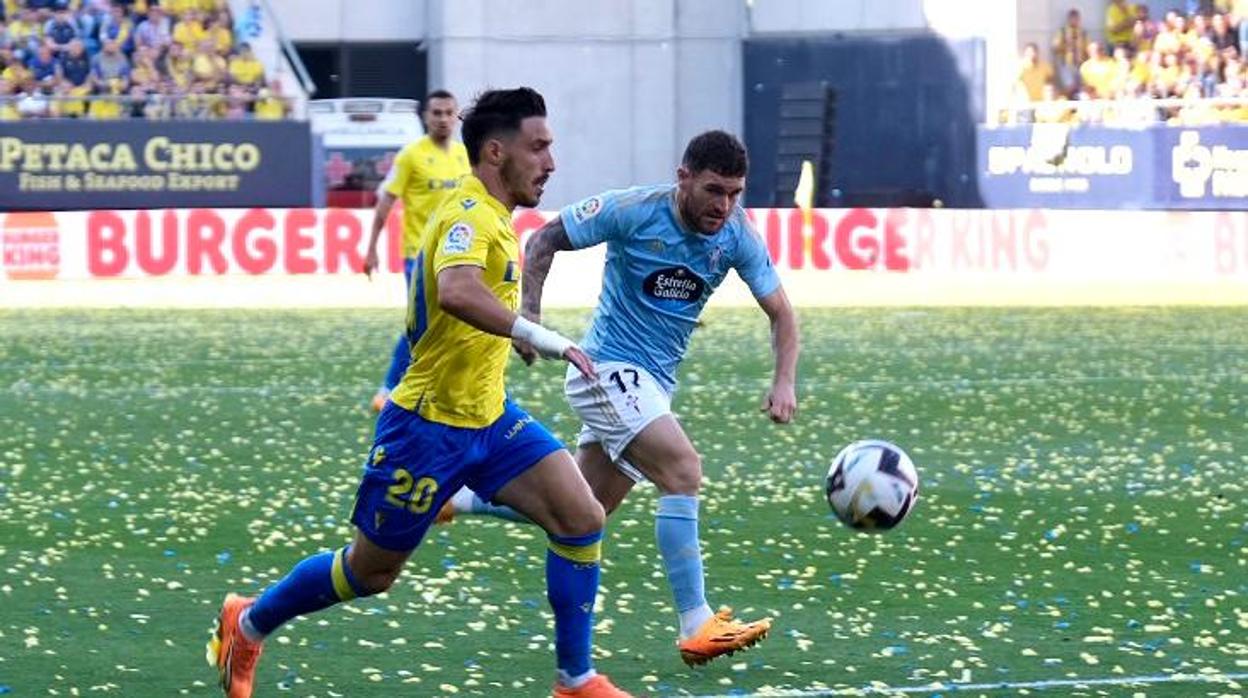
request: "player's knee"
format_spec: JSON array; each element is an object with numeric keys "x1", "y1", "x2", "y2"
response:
[
  {"x1": 654, "y1": 451, "x2": 702, "y2": 495},
  {"x1": 345, "y1": 547, "x2": 404, "y2": 595},
  {"x1": 549, "y1": 497, "x2": 606, "y2": 538},
  {"x1": 599, "y1": 494, "x2": 625, "y2": 517},
  {"x1": 353, "y1": 564, "x2": 402, "y2": 595}
]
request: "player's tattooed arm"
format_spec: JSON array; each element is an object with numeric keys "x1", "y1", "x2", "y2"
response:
[{"x1": 520, "y1": 216, "x2": 573, "y2": 322}]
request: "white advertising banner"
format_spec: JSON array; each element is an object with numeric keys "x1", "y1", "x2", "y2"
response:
[{"x1": 2, "y1": 207, "x2": 1246, "y2": 307}]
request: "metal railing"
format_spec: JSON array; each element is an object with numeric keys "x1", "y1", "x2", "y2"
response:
[
  {"x1": 995, "y1": 96, "x2": 1248, "y2": 127},
  {"x1": 0, "y1": 92, "x2": 304, "y2": 120}
]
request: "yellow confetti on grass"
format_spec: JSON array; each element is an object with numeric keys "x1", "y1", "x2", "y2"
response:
[{"x1": 3, "y1": 307, "x2": 1246, "y2": 696}]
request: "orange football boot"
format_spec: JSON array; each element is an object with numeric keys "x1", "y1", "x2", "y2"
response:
[
  {"x1": 206, "y1": 594, "x2": 264, "y2": 698},
  {"x1": 677, "y1": 607, "x2": 771, "y2": 666}
]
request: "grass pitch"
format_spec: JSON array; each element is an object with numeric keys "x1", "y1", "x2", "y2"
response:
[{"x1": 0, "y1": 307, "x2": 1245, "y2": 697}]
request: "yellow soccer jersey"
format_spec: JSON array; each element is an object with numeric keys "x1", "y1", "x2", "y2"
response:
[
  {"x1": 1104, "y1": 2, "x2": 1135, "y2": 48},
  {"x1": 385, "y1": 136, "x2": 470, "y2": 258},
  {"x1": 390, "y1": 175, "x2": 520, "y2": 428}
]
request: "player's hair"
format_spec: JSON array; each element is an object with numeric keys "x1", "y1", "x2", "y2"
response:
[
  {"x1": 460, "y1": 87, "x2": 547, "y2": 166},
  {"x1": 682, "y1": 130, "x2": 748, "y2": 178},
  {"x1": 424, "y1": 89, "x2": 455, "y2": 109}
]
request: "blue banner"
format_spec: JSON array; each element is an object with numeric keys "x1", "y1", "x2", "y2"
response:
[
  {"x1": 0, "y1": 120, "x2": 315, "y2": 211},
  {"x1": 1155, "y1": 126, "x2": 1248, "y2": 208},
  {"x1": 978, "y1": 124, "x2": 1248, "y2": 210},
  {"x1": 978, "y1": 125, "x2": 1149, "y2": 208}
]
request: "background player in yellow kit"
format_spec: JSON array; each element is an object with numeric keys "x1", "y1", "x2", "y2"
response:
[{"x1": 364, "y1": 89, "x2": 471, "y2": 411}]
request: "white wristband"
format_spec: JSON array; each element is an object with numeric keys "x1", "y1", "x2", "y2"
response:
[{"x1": 511, "y1": 316, "x2": 575, "y2": 359}]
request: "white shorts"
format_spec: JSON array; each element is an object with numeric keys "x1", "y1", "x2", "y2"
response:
[{"x1": 565, "y1": 360, "x2": 672, "y2": 483}]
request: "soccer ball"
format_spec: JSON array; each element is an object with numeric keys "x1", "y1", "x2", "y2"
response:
[{"x1": 825, "y1": 439, "x2": 919, "y2": 531}]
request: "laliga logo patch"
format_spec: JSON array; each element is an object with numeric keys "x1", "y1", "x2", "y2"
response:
[
  {"x1": 572, "y1": 196, "x2": 603, "y2": 224},
  {"x1": 442, "y1": 222, "x2": 474, "y2": 254}
]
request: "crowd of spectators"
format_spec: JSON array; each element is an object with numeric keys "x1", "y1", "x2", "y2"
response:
[
  {"x1": 0, "y1": 0, "x2": 291, "y2": 120},
  {"x1": 1014, "y1": 0, "x2": 1248, "y2": 124}
]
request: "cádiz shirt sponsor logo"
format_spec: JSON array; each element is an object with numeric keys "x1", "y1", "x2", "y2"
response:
[
  {"x1": 642, "y1": 266, "x2": 706, "y2": 302},
  {"x1": 428, "y1": 177, "x2": 460, "y2": 190}
]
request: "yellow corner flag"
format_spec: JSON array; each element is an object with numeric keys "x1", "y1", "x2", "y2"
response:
[
  {"x1": 793, "y1": 160, "x2": 815, "y2": 216},
  {"x1": 794, "y1": 160, "x2": 815, "y2": 257}
]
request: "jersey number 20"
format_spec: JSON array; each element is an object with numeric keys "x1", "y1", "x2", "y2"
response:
[{"x1": 385, "y1": 469, "x2": 438, "y2": 514}]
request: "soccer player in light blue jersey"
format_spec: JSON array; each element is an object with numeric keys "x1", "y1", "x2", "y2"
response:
[{"x1": 447, "y1": 131, "x2": 801, "y2": 666}]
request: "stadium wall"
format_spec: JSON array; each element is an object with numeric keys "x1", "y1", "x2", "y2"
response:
[
  {"x1": 742, "y1": 34, "x2": 985, "y2": 209},
  {"x1": 267, "y1": 0, "x2": 426, "y2": 42},
  {"x1": 267, "y1": 0, "x2": 1017, "y2": 210},
  {"x1": 3, "y1": 207, "x2": 1245, "y2": 308},
  {"x1": 424, "y1": 0, "x2": 741, "y2": 209}
]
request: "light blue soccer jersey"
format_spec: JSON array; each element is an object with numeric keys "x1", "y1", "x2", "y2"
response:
[{"x1": 560, "y1": 184, "x2": 781, "y2": 392}]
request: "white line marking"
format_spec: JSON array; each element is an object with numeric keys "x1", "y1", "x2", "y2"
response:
[{"x1": 683, "y1": 671, "x2": 1248, "y2": 697}]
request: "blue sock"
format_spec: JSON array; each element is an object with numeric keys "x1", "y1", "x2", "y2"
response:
[
  {"x1": 245, "y1": 546, "x2": 371, "y2": 636},
  {"x1": 546, "y1": 531, "x2": 602, "y2": 679},
  {"x1": 656, "y1": 495, "x2": 707, "y2": 616},
  {"x1": 383, "y1": 334, "x2": 410, "y2": 391}
]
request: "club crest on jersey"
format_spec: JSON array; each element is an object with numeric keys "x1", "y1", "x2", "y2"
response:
[
  {"x1": 504, "y1": 260, "x2": 518, "y2": 282},
  {"x1": 643, "y1": 266, "x2": 707, "y2": 302},
  {"x1": 709, "y1": 246, "x2": 724, "y2": 272},
  {"x1": 443, "y1": 222, "x2": 474, "y2": 254},
  {"x1": 572, "y1": 196, "x2": 603, "y2": 223}
]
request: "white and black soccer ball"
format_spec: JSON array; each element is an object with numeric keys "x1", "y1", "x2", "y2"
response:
[{"x1": 825, "y1": 439, "x2": 919, "y2": 531}]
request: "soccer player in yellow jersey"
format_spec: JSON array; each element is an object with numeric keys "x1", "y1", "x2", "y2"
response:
[
  {"x1": 364, "y1": 89, "x2": 471, "y2": 411},
  {"x1": 209, "y1": 87, "x2": 634, "y2": 698}
]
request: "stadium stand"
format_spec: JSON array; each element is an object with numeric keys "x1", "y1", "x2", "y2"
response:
[
  {"x1": 1009, "y1": 1, "x2": 1248, "y2": 125},
  {"x1": 0, "y1": 0, "x2": 291, "y2": 119}
]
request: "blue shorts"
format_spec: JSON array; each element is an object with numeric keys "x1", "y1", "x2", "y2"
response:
[
  {"x1": 403, "y1": 257, "x2": 417, "y2": 293},
  {"x1": 351, "y1": 399, "x2": 563, "y2": 551}
]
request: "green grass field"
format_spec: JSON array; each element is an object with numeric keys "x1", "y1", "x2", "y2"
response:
[{"x1": 0, "y1": 307, "x2": 1245, "y2": 698}]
